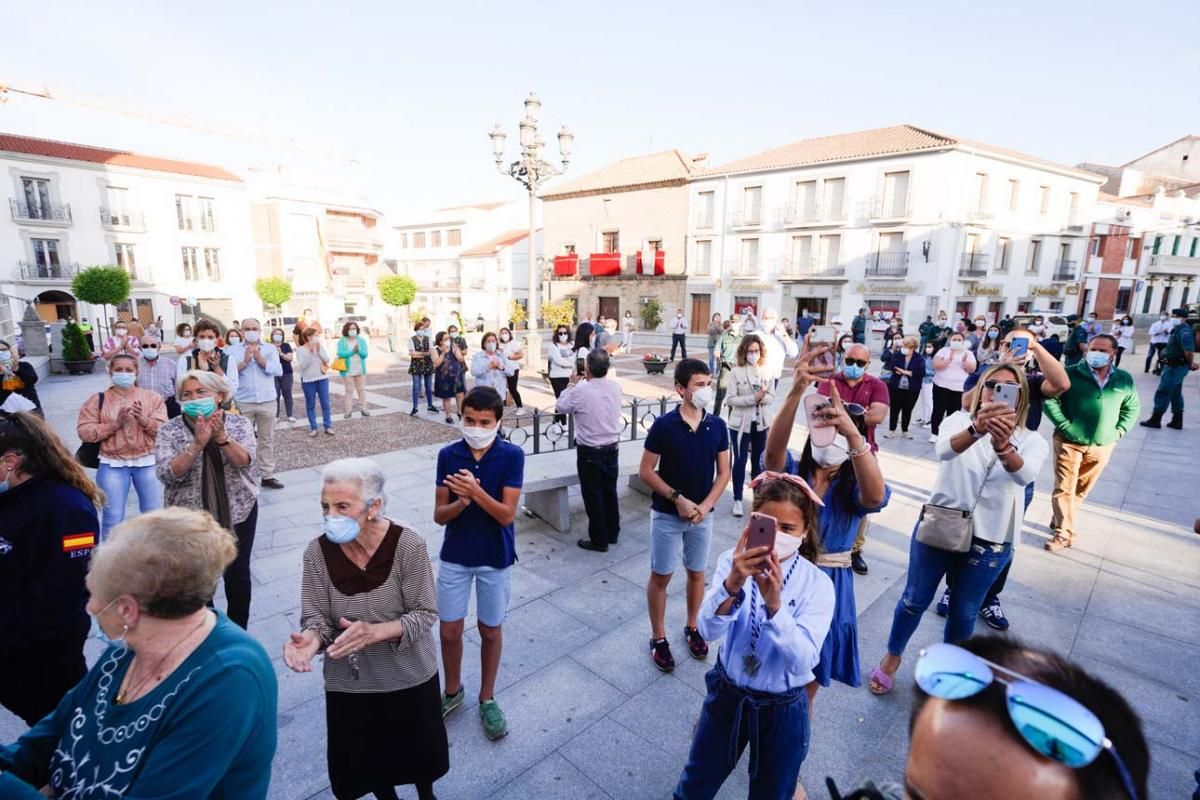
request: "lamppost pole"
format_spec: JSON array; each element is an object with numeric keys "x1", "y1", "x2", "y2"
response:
[{"x1": 489, "y1": 93, "x2": 573, "y2": 356}]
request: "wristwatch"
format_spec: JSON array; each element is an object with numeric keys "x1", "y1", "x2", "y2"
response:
[
  {"x1": 669, "y1": 490, "x2": 681, "y2": 503},
  {"x1": 967, "y1": 423, "x2": 986, "y2": 439}
]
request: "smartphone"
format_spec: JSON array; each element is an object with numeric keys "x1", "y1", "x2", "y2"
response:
[
  {"x1": 803, "y1": 392, "x2": 838, "y2": 448},
  {"x1": 809, "y1": 325, "x2": 837, "y2": 368},
  {"x1": 747, "y1": 512, "x2": 777, "y2": 554},
  {"x1": 1009, "y1": 336, "x2": 1029, "y2": 358},
  {"x1": 993, "y1": 382, "x2": 1020, "y2": 410}
]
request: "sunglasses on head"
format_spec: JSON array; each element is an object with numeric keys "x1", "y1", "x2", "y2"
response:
[
  {"x1": 983, "y1": 379, "x2": 1020, "y2": 390},
  {"x1": 916, "y1": 643, "x2": 1139, "y2": 799},
  {"x1": 843, "y1": 358, "x2": 869, "y2": 368}
]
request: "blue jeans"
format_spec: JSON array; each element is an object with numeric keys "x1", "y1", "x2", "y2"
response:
[
  {"x1": 96, "y1": 463, "x2": 161, "y2": 540},
  {"x1": 707, "y1": 345, "x2": 716, "y2": 374},
  {"x1": 302, "y1": 378, "x2": 333, "y2": 431},
  {"x1": 1153, "y1": 364, "x2": 1190, "y2": 415},
  {"x1": 411, "y1": 372, "x2": 433, "y2": 409},
  {"x1": 887, "y1": 529, "x2": 1013, "y2": 657},
  {"x1": 730, "y1": 424, "x2": 766, "y2": 502},
  {"x1": 673, "y1": 660, "x2": 811, "y2": 800}
]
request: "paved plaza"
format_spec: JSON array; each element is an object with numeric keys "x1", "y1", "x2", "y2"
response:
[{"x1": 7, "y1": 352, "x2": 1198, "y2": 799}]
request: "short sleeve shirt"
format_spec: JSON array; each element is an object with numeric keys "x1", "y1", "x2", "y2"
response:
[
  {"x1": 818, "y1": 373, "x2": 891, "y2": 451},
  {"x1": 436, "y1": 439, "x2": 525, "y2": 568},
  {"x1": 643, "y1": 408, "x2": 729, "y2": 514}
]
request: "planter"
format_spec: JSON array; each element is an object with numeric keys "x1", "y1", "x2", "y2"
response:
[
  {"x1": 64, "y1": 359, "x2": 98, "y2": 376},
  {"x1": 642, "y1": 360, "x2": 668, "y2": 375}
]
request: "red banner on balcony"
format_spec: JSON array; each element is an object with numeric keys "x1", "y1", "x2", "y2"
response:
[
  {"x1": 636, "y1": 250, "x2": 665, "y2": 275},
  {"x1": 589, "y1": 253, "x2": 622, "y2": 276},
  {"x1": 553, "y1": 254, "x2": 578, "y2": 276}
]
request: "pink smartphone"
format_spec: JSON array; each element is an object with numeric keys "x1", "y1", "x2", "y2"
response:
[
  {"x1": 747, "y1": 512, "x2": 777, "y2": 553},
  {"x1": 804, "y1": 393, "x2": 838, "y2": 448}
]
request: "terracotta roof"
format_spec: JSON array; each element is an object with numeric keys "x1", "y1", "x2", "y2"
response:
[
  {"x1": 0, "y1": 132, "x2": 241, "y2": 181},
  {"x1": 435, "y1": 201, "x2": 509, "y2": 212},
  {"x1": 1097, "y1": 192, "x2": 1153, "y2": 207},
  {"x1": 541, "y1": 150, "x2": 695, "y2": 198},
  {"x1": 458, "y1": 228, "x2": 533, "y2": 257},
  {"x1": 701, "y1": 124, "x2": 1102, "y2": 181}
]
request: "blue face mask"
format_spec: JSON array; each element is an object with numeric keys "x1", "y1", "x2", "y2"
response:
[
  {"x1": 181, "y1": 397, "x2": 217, "y2": 418},
  {"x1": 142, "y1": 347, "x2": 159, "y2": 360},
  {"x1": 323, "y1": 514, "x2": 361, "y2": 544},
  {"x1": 1085, "y1": 351, "x2": 1111, "y2": 369},
  {"x1": 92, "y1": 597, "x2": 127, "y2": 649},
  {"x1": 112, "y1": 372, "x2": 136, "y2": 389},
  {"x1": 843, "y1": 364, "x2": 867, "y2": 380}
]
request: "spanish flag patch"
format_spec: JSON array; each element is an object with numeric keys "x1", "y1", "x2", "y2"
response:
[{"x1": 62, "y1": 532, "x2": 96, "y2": 553}]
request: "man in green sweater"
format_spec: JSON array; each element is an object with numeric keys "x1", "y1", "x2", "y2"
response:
[{"x1": 1042, "y1": 334, "x2": 1140, "y2": 551}]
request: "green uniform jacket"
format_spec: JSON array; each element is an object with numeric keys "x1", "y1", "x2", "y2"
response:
[
  {"x1": 716, "y1": 331, "x2": 742, "y2": 388},
  {"x1": 1043, "y1": 362, "x2": 1140, "y2": 446}
]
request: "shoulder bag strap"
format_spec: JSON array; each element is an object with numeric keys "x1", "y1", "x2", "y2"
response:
[{"x1": 967, "y1": 452, "x2": 999, "y2": 515}]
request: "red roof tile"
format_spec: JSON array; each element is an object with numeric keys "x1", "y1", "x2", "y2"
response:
[
  {"x1": 0, "y1": 132, "x2": 241, "y2": 181},
  {"x1": 435, "y1": 201, "x2": 509, "y2": 212},
  {"x1": 458, "y1": 228, "x2": 534, "y2": 257},
  {"x1": 541, "y1": 150, "x2": 696, "y2": 198}
]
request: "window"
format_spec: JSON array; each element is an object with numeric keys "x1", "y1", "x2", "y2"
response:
[
  {"x1": 431, "y1": 230, "x2": 442, "y2": 247},
  {"x1": 1152, "y1": 235, "x2": 1162, "y2": 255},
  {"x1": 20, "y1": 177, "x2": 52, "y2": 219},
  {"x1": 447, "y1": 229, "x2": 462, "y2": 246},
  {"x1": 562, "y1": 242, "x2": 577, "y2": 254},
  {"x1": 104, "y1": 186, "x2": 131, "y2": 226},
  {"x1": 31, "y1": 239, "x2": 60, "y2": 275},
  {"x1": 1008, "y1": 179, "x2": 1019, "y2": 211},
  {"x1": 199, "y1": 197, "x2": 216, "y2": 232},
  {"x1": 1115, "y1": 287, "x2": 1132, "y2": 313},
  {"x1": 996, "y1": 237, "x2": 1012, "y2": 272},
  {"x1": 601, "y1": 230, "x2": 620, "y2": 253},
  {"x1": 1027, "y1": 239, "x2": 1042, "y2": 274},
  {"x1": 733, "y1": 296, "x2": 759, "y2": 317},
  {"x1": 866, "y1": 299, "x2": 902, "y2": 319},
  {"x1": 823, "y1": 178, "x2": 846, "y2": 218},
  {"x1": 203, "y1": 248, "x2": 221, "y2": 280},
  {"x1": 739, "y1": 238, "x2": 759, "y2": 274},
  {"x1": 790, "y1": 235, "x2": 813, "y2": 272},
  {"x1": 399, "y1": 232, "x2": 408, "y2": 248},
  {"x1": 1068, "y1": 192, "x2": 1079, "y2": 216},
  {"x1": 114, "y1": 243, "x2": 137, "y2": 280},
  {"x1": 973, "y1": 173, "x2": 989, "y2": 212},
  {"x1": 1191, "y1": 237, "x2": 1199, "y2": 258},
  {"x1": 1090, "y1": 237, "x2": 1102, "y2": 257},
  {"x1": 413, "y1": 232, "x2": 426, "y2": 248},
  {"x1": 819, "y1": 234, "x2": 841, "y2": 271},
  {"x1": 697, "y1": 191, "x2": 715, "y2": 227},
  {"x1": 878, "y1": 231, "x2": 904, "y2": 253},
  {"x1": 695, "y1": 240, "x2": 712, "y2": 276},
  {"x1": 882, "y1": 171, "x2": 910, "y2": 216},
  {"x1": 1127, "y1": 237, "x2": 1139, "y2": 259},
  {"x1": 646, "y1": 238, "x2": 663, "y2": 253},
  {"x1": 181, "y1": 247, "x2": 199, "y2": 281},
  {"x1": 1142, "y1": 286, "x2": 1154, "y2": 314},
  {"x1": 793, "y1": 181, "x2": 817, "y2": 218},
  {"x1": 1039, "y1": 186, "x2": 1051, "y2": 214},
  {"x1": 1183, "y1": 286, "x2": 1192, "y2": 305},
  {"x1": 742, "y1": 186, "x2": 763, "y2": 224},
  {"x1": 176, "y1": 195, "x2": 195, "y2": 230},
  {"x1": 1171, "y1": 235, "x2": 1181, "y2": 256}
]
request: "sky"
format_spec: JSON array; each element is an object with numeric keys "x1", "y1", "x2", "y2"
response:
[{"x1": 2, "y1": 0, "x2": 1196, "y2": 217}]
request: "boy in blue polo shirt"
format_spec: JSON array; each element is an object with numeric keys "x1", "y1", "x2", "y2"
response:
[
  {"x1": 433, "y1": 386, "x2": 524, "y2": 740},
  {"x1": 638, "y1": 358, "x2": 731, "y2": 672}
]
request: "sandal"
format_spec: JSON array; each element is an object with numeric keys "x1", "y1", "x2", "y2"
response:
[{"x1": 868, "y1": 666, "x2": 895, "y2": 695}]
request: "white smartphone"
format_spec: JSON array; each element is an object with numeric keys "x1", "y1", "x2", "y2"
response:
[{"x1": 993, "y1": 383, "x2": 1020, "y2": 410}]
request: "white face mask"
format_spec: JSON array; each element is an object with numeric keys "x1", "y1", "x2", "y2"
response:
[
  {"x1": 114, "y1": 329, "x2": 127, "y2": 339},
  {"x1": 347, "y1": 329, "x2": 358, "y2": 337},
  {"x1": 485, "y1": 341, "x2": 497, "y2": 353},
  {"x1": 900, "y1": 347, "x2": 913, "y2": 356},
  {"x1": 272, "y1": 333, "x2": 284, "y2": 343},
  {"x1": 689, "y1": 385, "x2": 714, "y2": 410},
  {"x1": 462, "y1": 424, "x2": 497, "y2": 450},
  {"x1": 950, "y1": 340, "x2": 966, "y2": 351},
  {"x1": 227, "y1": 336, "x2": 241, "y2": 346},
  {"x1": 746, "y1": 351, "x2": 760, "y2": 365},
  {"x1": 1170, "y1": 318, "x2": 1183, "y2": 328},
  {"x1": 499, "y1": 334, "x2": 510, "y2": 343},
  {"x1": 774, "y1": 530, "x2": 806, "y2": 562},
  {"x1": 243, "y1": 330, "x2": 260, "y2": 344},
  {"x1": 197, "y1": 338, "x2": 218, "y2": 352},
  {"x1": 811, "y1": 434, "x2": 849, "y2": 468},
  {"x1": 558, "y1": 333, "x2": 569, "y2": 342}
]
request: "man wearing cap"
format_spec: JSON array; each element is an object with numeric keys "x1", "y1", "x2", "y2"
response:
[{"x1": 1140, "y1": 307, "x2": 1197, "y2": 430}]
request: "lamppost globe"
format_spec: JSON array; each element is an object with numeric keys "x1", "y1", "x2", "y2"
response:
[
  {"x1": 489, "y1": 124, "x2": 506, "y2": 160},
  {"x1": 557, "y1": 126, "x2": 574, "y2": 161},
  {"x1": 519, "y1": 117, "x2": 535, "y2": 149},
  {"x1": 524, "y1": 92, "x2": 541, "y2": 123}
]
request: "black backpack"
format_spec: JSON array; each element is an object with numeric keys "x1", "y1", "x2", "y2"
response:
[{"x1": 74, "y1": 392, "x2": 106, "y2": 468}]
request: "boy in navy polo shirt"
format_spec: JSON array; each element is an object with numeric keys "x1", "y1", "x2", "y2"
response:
[
  {"x1": 638, "y1": 358, "x2": 731, "y2": 672},
  {"x1": 433, "y1": 386, "x2": 524, "y2": 740}
]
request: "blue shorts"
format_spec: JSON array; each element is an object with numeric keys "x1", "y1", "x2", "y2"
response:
[
  {"x1": 650, "y1": 510, "x2": 714, "y2": 575},
  {"x1": 436, "y1": 561, "x2": 512, "y2": 627}
]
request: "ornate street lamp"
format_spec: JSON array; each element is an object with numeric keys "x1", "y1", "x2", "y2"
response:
[{"x1": 489, "y1": 93, "x2": 573, "y2": 352}]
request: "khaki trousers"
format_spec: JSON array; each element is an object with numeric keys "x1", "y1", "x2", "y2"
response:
[
  {"x1": 1050, "y1": 434, "x2": 1114, "y2": 543},
  {"x1": 239, "y1": 401, "x2": 276, "y2": 479}
]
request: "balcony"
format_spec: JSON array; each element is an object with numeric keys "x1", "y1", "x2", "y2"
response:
[
  {"x1": 866, "y1": 250, "x2": 910, "y2": 278},
  {"x1": 863, "y1": 193, "x2": 912, "y2": 222},
  {"x1": 966, "y1": 203, "x2": 994, "y2": 223},
  {"x1": 1061, "y1": 210, "x2": 1086, "y2": 234},
  {"x1": 958, "y1": 252, "x2": 990, "y2": 278},
  {"x1": 776, "y1": 204, "x2": 848, "y2": 228},
  {"x1": 13, "y1": 261, "x2": 81, "y2": 282},
  {"x1": 589, "y1": 252, "x2": 622, "y2": 277},
  {"x1": 325, "y1": 219, "x2": 382, "y2": 252},
  {"x1": 693, "y1": 211, "x2": 716, "y2": 230},
  {"x1": 99, "y1": 207, "x2": 146, "y2": 231},
  {"x1": 777, "y1": 257, "x2": 846, "y2": 281},
  {"x1": 10, "y1": 199, "x2": 72, "y2": 225},
  {"x1": 1149, "y1": 253, "x2": 1200, "y2": 275},
  {"x1": 729, "y1": 209, "x2": 765, "y2": 229},
  {"x1": 553, "y1": 254, "x2": 578, "y2": 277},
  {"x1": 1052, "y1": 260, "x2": 1078, "y2": 282},
  {"x1": 725, "y1": 258, "x2": 761, "y2": 278},
  {"x1": 636, "y1": 250, "x2": 665, "y2": 276}
]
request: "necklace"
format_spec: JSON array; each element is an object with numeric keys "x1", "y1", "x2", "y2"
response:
[
  {"x1": 742, "y1": 555, "x2": 802, "y2": 678},
  {"x1": 115, "y1": 614, "x2": 210, "y2": 705}
]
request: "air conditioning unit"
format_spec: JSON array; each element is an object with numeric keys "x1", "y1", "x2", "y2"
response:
[{"x1": 1116, "y1": 207, "x2": 1132, "y2": 220}]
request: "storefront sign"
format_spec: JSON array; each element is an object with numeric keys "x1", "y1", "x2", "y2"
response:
[
  {"x1": 730, "y1": 282, "x2": 776, "y2": 291},
  {"x1": 967, "y1": 285, "x2": 1003, "y2": 296},
  {"x1": 1030, "y1": 286, "x2": 1060, "y2": 297},
  {"x1": 1065, "y1": 285, "x2": 1080, "y2": 295},
  {"x1": 854, "y1": 283, "x2": 923, "y2": 295}
]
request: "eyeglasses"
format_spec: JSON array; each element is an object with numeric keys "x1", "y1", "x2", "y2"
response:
[
  {"x1": 915, "y1": 643, "x2": 1139, "y2": 799},
  {"x1": 983, "y1": 380, "x2": 1020, "y2": 390},
  {"x1": 843, "y1": 358, "x2": 869, "y2": 368}
]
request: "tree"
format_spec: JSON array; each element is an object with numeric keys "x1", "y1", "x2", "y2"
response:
[
  {"x1": 255, "y1": 277, "x2": 293, "y2": 314},
  {"x1": 509, "y1": 300, "x2": 527, "y2": 329},
  {"x1": 72, "y1": 266, "x2": 131, "y2": 340},
  {"x1": 61, "y1": 320, "x2": 92, "y2": 362},
  {"x1": 541, "y1": 299, "x2": 576, "y2": 331},
  {"x1": 377, "y1": 275, "x2": 418, "y2": 345},
  {"x1": 640, "y1": 297, "x2": 663, "y2": 332}
]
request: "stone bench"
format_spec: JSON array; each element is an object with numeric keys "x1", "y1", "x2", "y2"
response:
[{"x1": 521, "y1": 441, "x2": 645, "y2": 532}]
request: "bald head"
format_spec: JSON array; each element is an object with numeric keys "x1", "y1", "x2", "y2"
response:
[{"x1": 845, "y1": 343, "x2": 870, "y2": 362}]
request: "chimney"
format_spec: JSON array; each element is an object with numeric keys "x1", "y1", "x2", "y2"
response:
[{"x1": 690, "y1": 153, "x2": 709, "y2": 169}]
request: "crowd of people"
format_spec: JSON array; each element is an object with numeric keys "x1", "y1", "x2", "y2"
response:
[{"x1": 0, "y1": 299, "x2": 1192, "y2": 799}]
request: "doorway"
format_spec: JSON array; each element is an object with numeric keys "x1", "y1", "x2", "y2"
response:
[
  {"x1": 598, "y1": 296, "x2": 620, "y2": 323},
  {"x1": 690, "y1": 294, "x2": 711, "y2": 334},
  {"x1": 794, "y1": 298, "x2": 827, "y2": 325}
]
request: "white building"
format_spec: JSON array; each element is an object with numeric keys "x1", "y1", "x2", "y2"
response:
[
  {"x1": 457, "y1": 228, "x2": 537, "y2": 330},
  {"x1": 0, "y1": 132, "x2": 256, "y2": 338},
  {"x1": 686, "y1": 124, "x2": 1105, "y2": 328}
]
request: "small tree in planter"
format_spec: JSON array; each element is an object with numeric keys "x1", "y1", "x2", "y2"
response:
[
  {"x1": 541, "y1": 299, "x2": 576, "y2": 332},
  {"x1": 508, "y1": 299, "x2": 527, "y2": 331},
  {"x1": 640, "y1": 297, "x2": 663, "y2": 332},
  {"x1": 254, "y1": 276, "x2": 293, "y2": 317},
  {"x1": 377, "y1": 275, "x2": 417, "y2": 348},
  {"x1": 71, "y1": 265, "x2": 131, "y2": 341},
  {"x1": 61, "y1": 320, "x2": 96, "y2": 374}
]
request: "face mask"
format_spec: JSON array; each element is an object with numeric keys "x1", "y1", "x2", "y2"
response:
[
  {"x1": 558, "y1": 333, "x2": 569, "y2": 342},
  {"x1": 112, "y1": 372, "x2": 136, "y2": 389},
  {"x1": 900, "y1": 348, "x2": 913, "y2": 356},
  {"x1": 115, "y1": 329, "x2": 127, "y2": 339},
  {"x1": 843, "y1": 363, "x2": 866, "y2": 380},
  {"x1": 244, "y1": 331, "x2": 260, "y2": 344},
  {"x1": 690, "y1": 385, "x2": 715, "y2": 410},
  {"x1": 988, "y1": 330, "x2": 999, "y2": 339},
  {"x1": 420, "y1": 329, "x2": 431, "y2": 338},
  {"x1": 92, "y1": 597, "x2": 127, "y2": 648},
  {"x1": 746, "y1": 351, "x2": 760, "y2": 365},
  {"x1": 1160, "y1": 316, "x2": 1168, "y2": 322},
  {"x1": 764, "y1": 318, "x2": 777, "y2": 331},
  {"x1": 182, "y1": 396, "x2": 217, "y2": 418},
  {"x1": 774, "y1": 530, "x2": 806, "y2": 562},
  {"x1": 743, "y1": 321, "x2": 755, "y2": 332},
  {"x1": 485, "y1": 342, "x2": 497, "y2": 353},
  {"x1": 676, "y1": 313, "x2": 683, "y2": 319},
  {"x1": 198, "y1": 338, "x2": 217, "y2": 352},
  {"x1": 323, "y1": 514, "x2": 362, "y2": 545},
  {"x1": 272, "y1": 334, "x2": 284, "y2": 343},
  {"x1": 347, "y1": 329, "x2": 358, "y2": 337},
  {"x1": 227, "y1": 337, "x2": 241, "y2": 346},
  {"x1": 462, "y1": 424, "x2": 498, "y2": 450},
  {"x1": 811, "y1": 435, "x2": 849, "y2": 468},
  {"x1": 1085, "y1": 351, "x2": 1111, "y2": 369},
  {"x1": 0, "y1": 351, "x2": 11, "y2": 363},
  {"x1": 181, "y1": 329, "x2": 192, "y2": 338},
  {"x1": 142, "y1": 347, "x2": 159, "y2": 360},
  {"x1": 499, "y1": 334, "x2": 510, "y2": 343},
  {"x1": 950, "y1": 340, "x2": 966, "y2": 351},
  {"x1": 1170, "y1": 318, "x2": 1183, "y2": 328},
  {"x1": 1088, "y1": 317, "x2": 1097, "y2": 323},
  {"x1": 925, "y1": 348, "x2": 934, "y2": 356}
]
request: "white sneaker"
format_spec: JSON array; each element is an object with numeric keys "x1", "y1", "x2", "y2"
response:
[
  {"x1": 287, "y1": 416, "x2": 297, "y2": 423},
  {"x1": 732, "y1": 500, "x2": 744, "y2": 517},
  {"x1": 928, "y1": 434, "x2": 938, "y2": 443},
  {"x1": 883, "y1": 431, "x2": 896, "y2": 439},
  {"x1": 904, "y1": 430, "x2": 914, "y2": 439},
  {"x1": 309, "y1": 429, "x2": 318, "y2": 438}
]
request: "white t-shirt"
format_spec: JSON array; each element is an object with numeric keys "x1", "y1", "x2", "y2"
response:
[
  {"x1": 931, "y1": 411, "x2": 1049, "y2": 544},
  {"x1": 932, "y1": 347, "x2": 975, "y2": 391}
]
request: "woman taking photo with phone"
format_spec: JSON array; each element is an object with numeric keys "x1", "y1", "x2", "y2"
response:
[
  {"x1": 928, "y1": 331, "x2": 977, "y2": 443},
  {"x1": 867, "y1": 364, "x2": 1048, "y2": 695},
  {"x1": 671, "y1": 472, "x2": 834, "y2": 800},
  {"x1": 724, "y1": 334, "x2": 774, "y2": 518}
]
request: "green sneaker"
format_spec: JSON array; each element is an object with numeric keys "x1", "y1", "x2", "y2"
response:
[
  {"x1": 441, "y1": 687, "x2": 465, "y2": 719},
  {"x1": 479, "y1": 698, "x2": 508, "y2": 740}
]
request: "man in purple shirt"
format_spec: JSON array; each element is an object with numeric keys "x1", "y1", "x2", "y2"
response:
[{"x1": 556, "y1": 349, "x2": 625, "y2": 552}]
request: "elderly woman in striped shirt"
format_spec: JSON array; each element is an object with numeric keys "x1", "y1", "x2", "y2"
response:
[{"x1": 284, "y1": 458, "x2": 447, "y2": 800}]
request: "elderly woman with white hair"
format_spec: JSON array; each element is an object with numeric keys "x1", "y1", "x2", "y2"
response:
[
  {"x1": 0, "y1": 508, "x2": 277, "y2": 799},
  {"x1": 284, "y1": 457, "x2": 447, "y2": 800},
  {"x1": 154, "y1": 369, "x2": 260, "y2": 628}
]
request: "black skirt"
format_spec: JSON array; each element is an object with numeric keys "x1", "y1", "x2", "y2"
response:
[{"x1": 326, "y1": 673, "x2": 449, "y2": 799}]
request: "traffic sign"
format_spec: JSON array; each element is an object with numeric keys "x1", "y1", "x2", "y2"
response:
[{"x1": 169, "y1": 296, "x2": 181, "y2": 306}]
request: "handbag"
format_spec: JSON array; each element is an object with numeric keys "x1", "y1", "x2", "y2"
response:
[
  {"x1": 330, "y1": 356, "x2": 348, "y2": 372},
  {"x1": 75, "y1": 392, "x2": 106, "y2": 468},
  {"x1": 915, "y1": 454, "x2": 998, "y2": 553}
]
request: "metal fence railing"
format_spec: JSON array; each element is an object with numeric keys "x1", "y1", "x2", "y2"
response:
[{"x1": 500, "y1": 395, "x2": 683, "y2": 456}]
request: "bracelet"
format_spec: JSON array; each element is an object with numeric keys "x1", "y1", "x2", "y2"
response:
[
  {"x1": 994, "y1": 443, "x2": 1015, "y2": 456},
  {"x1": 185, "y1": 445, "x2": 203, "y2": 456},
  {"x1": 215, "y1": 439, "x2": 231, "y2": 446},
  {"x1": 848, "y1": 442, "x2": 872, "y2": 458}
]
